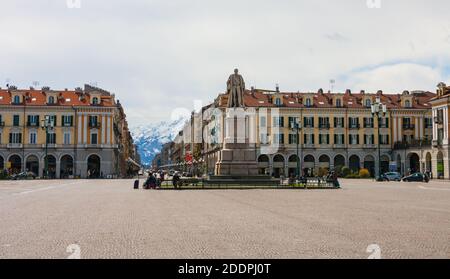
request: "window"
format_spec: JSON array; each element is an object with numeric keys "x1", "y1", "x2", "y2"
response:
[
  {"x1": 275, "y1": 98, "x2": 281, "y2": 106},
  {"x1": 319, "y1": 134, "x2": 330, "y2": 144},
  {"x1": 334, "y1": 117, "x2": 344, "y2": 128},
  {"x1": 13, "y1": 115, "x2": 20, "y2": 126},
  {"x1": 0, "y1": 115, "x2": 3, "y2": 126},
  {"x1": 273, "y1": 134, "x2": 284, "y2": 144},
  {"x1": 29, "y1": 132, "x2": 37, "y2": 144},
  {"x1": 379, "y1": 134, "x2": 390, "y2": 145},
  {"x1": 364, "y1": 134, "x2": 375, "y2": 145},
  {"x1": 425, "y1": 118, "x2": 433, "y2": 128},
  {"x1": 349, "y1": 134, "x2": 359, "y2": 145},
  {"x1": 319, "y1": 117, "x2": 330, "y2": 128},
  {"x1": 62, "y1": 115, "x2": 73, "y2": 127},
  {"x1": 365, "y1": 99, "x2": 371, "y2": 108},
  {"x1": 64, "y1": 133, "x2": 71, "y2": 145},
  {"x1": 89, "y1": 116, "x2": 99, "y2": 128},
  {"x1": 27, "y1": 115, "x2": 39, "y2": 126},
  {"x1": 336, "y1": 99, "x2": 342, "y2": 107},
  {"x1": 379, "y1": 117, "x2": 389, "y2": 128},
  {"x1": 334, "y1": 134, "x2": 345, "y2": 145},
  {"x1": 364, "y1": 117, "x2": 374, "y2": 128},
  {"x1": 48, "y1": 96, "x2": 55, "y2": 104},
  {"x1": 288, "y1": 134, "x2": 299, "y2": 144},
  {"x1": 9, "y1": 133, "x2": 22, "y2": 144},
  {"x1": 404, "y1": 100, "x2": 411, "y2": 108},
  {"x1": 303, "y1": 117, "x2": 314, "y2": 128},
  {"x1": 272, "y1": 116, "x2": 284, "y2": 127},
  {"x1": 349, "y1": 117, "x2": 359, "y2": 129},
  {"x1": 47, "y1": 133, "x2": 56, "y2": 144},
  {"x1": 288, "y1": 117, "x2": 299, "y2": 128},
  {"x1": 92, "y1": 97, "x2": 99, "y2": 105},
  {"x1": 13, "y1": 95, "x2": 20, "y2": 104},
  {"x1": 305, "y1": 98, "x2": 311, "y2": 107},
  {"x1": 260, "y1": 116, "x2": 266, "y2": 128},
  {"x1": 304, "y1": 134, "x2": 315, "y2": 145}
]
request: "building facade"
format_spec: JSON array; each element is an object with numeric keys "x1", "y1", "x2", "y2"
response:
[
  {"x1": 161, "y1": 74, "x2": 450, "y2": 180},
  {"x1": 0, "y1": 85, "x2": 137, "y2": 179}
]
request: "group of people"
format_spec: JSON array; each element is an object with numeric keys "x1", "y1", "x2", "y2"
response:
[{"x1": 142, "y1": 171, "x2": 183, "y2": 190}]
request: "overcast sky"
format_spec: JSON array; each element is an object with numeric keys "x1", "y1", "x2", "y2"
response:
[{"x1": 1, "y1": 0, "x2": 450, "y2": 126}]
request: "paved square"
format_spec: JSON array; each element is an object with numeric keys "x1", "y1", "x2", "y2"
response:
[{"x1": 0, "y1": 179, "x2": 449, "y2": 259}]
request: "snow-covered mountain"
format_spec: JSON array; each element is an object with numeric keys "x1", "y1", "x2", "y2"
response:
[{"x1": 130, "y1": 117, "x2": 188, "y2": 166}]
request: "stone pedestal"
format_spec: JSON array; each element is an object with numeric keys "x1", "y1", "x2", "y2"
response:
[{"x1": 215, "y1": 109, "x2": 258, "y2": 176}]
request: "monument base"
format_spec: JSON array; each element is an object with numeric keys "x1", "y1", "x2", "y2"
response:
[{"x1": 215, "y1": 143, "x2": 259, "y2": 176}]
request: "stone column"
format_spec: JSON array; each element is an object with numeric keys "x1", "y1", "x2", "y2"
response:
[{"x1": 56, "y1": 160, "x2": 61, "y2": 179}]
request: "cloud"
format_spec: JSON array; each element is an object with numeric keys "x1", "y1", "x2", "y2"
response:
[
  {"x1": 1, "y1": 0, "x2": 450, "y2": 126},
  {"x1": 343, "y1": 63, "x2": 443, "y2": 93}
]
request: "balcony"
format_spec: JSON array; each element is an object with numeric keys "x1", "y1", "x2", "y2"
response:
[
  {"x1": 319, "y1": 123, "x2": 330, "y2": 129},
  {"x1": 432, "y1": 140, "x2": 443, "y2": 147},
  {"x1": 402, "y1": 124, "x2": 415, "y2": 130},
  {"x1": 349, "y1": 124, "x2": 360, "y2": 129},
  {"x1": 7, "y1": 143, "x2": 23, "y2": 149},
  {"x1": 303, "y1": 124, "x2": 314, "y2": 128},
  {"x1": 27, "y1": 122, "x2": 39, "y2": 127},
  {"x1": 89, "y1": 122, "x2": 101, "y2": 129},
  {"x1": 363, "y1": 123, "x2": 374, "y2": 128},
  {"x1": 42, "y1": 144, "x2": 57, "y2": 148},
  {"x1": 434, "y1": 117, "x2": 443, "y2": 124},
  {"x1": 378, "y1": 124, "x2": 389, "y2": 128}
]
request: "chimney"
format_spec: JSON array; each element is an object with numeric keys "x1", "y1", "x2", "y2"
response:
[
  {"x1": 345, "y1": 89, "x2": 351, "y2": 95},
  {"x1": 318, "y1": 88, "x2": 324, "y2": 94},
  {"x1": 276, "y1": 84, "x2": 280, "y2": 93}
]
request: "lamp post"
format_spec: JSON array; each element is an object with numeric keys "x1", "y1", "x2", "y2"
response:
[
  {"x1": 41, "y1": 115, "x2": 54, "y2": 178},
  {"x1": 371, "y1": 97, "x2": 387, "y2": 179},
  {"x1": 290, "y1": 118, "x2": 302, "y2": 178}
]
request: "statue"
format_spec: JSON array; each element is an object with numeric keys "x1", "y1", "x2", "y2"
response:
[{"x1": 226, "y1": 69, "x2": 245, "y2": 108}]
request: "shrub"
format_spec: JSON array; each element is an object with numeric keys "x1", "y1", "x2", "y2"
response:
[
  {"x1": 342, "y1": 166, "x2": 351, "y2": 177},
  {"x1": 359, "y1": 168, "x2": 371, "y2": 178}
]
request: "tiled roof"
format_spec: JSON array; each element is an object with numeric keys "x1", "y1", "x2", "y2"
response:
[
  {"x1": 0, "y1": 88, "x2": 115, "y2": 107},
  {"x1": 219, "y1": 89, "x2": 435, "y2": 109}
]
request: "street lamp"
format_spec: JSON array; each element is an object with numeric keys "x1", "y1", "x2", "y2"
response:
[
  {"x1": 290, "y1": 118, "x2": 302, "y2": 179},
  {"x1": 41, "y1": 115, "x2": 54, "y2": 178},
  {"x1": 371, "y1": 96, "x2": 387, "y2": 180}
]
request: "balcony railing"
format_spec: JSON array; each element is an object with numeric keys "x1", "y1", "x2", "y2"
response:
[
  {"x1": 402, "y1": 124, "x2": 415, "y2": 130},
  {"x1": 303, "y1": 124, "x2": 314, "y2": 128},
  {"x1": 434, "y1": 117, "x2": 443, "y2": 124},
  {"x1": 363, "y1": 123, "x2": 374, "y2": 128},
  {"x1": 89, "y1": 122, "x2": 101, "y2": 128},
  {"x1": 333, "y1": 144, "x2": 345, "y2": 149},
  {"x1": 27, "y1": 122, "x2": 39, "y2": 127},
  {"x1": 433, "y1": 140, "x2": 443, "y2": 147},
  {"x1": 349, "y1": 124, "x2": 360, "y2": 129},
  {"x1": 378, "y1": 124, "x2": 389, "y2": 128},
  {"x1": 394, "y1": 140, "x2": 432, "y2": 150},
  {"x1": 7, "y1": 143, "x2": 23, "y2": 148},
  {"x1": 319, "y1": 123, "x2": 330, "y2": 129}
]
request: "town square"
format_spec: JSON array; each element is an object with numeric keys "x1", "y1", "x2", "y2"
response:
[{"x1": 1, "y1": 0, "x2": 450, "y2": 264}]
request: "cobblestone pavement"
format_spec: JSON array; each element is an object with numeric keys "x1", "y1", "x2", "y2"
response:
[{"x1": 0, "y1": 179, "x2": 449, "y2": 259}]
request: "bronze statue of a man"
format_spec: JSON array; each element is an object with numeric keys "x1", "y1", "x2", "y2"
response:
[{"x1": 226, "y1": 69, "x2": 245, "y2": 108}]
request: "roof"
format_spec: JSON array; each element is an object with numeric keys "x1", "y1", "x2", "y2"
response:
[
  {"x1": 0, "y1": 88, "x2": 116, "y2": 107},
  {"x1": 219, "y1": 89, "x2": 436, "y2": 109}
]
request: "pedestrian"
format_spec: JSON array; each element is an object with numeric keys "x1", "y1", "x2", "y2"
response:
[{"x1": 172, "y1": 172, "x2": 181, "y2": 189}]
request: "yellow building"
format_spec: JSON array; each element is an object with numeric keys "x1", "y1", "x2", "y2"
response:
[{"x1": 0, "y1": 85, "x2": 137, "y2": 178}]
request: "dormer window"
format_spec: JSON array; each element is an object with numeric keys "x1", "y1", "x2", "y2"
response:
[
  {"x1": 13, "y1": 95, "x2": 21, "y2": 104},
  {"x1": 405, "y1": 100, "x2": 411, "y2": 108},
  {"x1": 305, "y1": 98, "x2": 311, "y2": 107},
  {"x1": 275, "y1": 98, "x2": 281, "y2": 106},
  {"x1": 336, "y1": 99, "x2": 342, "y2": 107},
  {"x1": 92, "y1": 97, "x2": 99, "y2": 105},
  {"x1": 365, "y1": 99, "x2": 371, "y2": 108},
  {"x1": 48, "y1": 96, "x2": 55, "y2": 104}
]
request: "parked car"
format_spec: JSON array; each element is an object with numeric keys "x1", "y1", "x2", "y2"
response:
[
  {"x1": 380, "y1": 172, "x2": 402, "y2": 181},
  {"x1": 11, "y1": 171, "x2": 37, "y2": 180},
  {"x1": 403, "y1": 173, "x2": 429, "y2": 182}
]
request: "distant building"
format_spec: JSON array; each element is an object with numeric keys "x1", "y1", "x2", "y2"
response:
[{"x1": 0, "y1": 84, "x2": 138, "y2": 178}]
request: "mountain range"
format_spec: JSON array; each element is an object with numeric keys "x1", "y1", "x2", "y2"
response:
[{"x1": 130, "y1": 117, "x2": 188, "y2": 166}]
